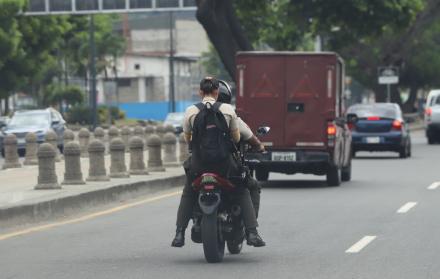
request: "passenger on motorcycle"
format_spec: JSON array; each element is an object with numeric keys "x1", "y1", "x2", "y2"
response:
[{"x1": 171, "y1": 77, "x2": 265, "y2": 248}]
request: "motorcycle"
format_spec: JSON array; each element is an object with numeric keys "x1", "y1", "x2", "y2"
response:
[{"x1": 190, "y1": 126, "x2": 270, "y2": 263}]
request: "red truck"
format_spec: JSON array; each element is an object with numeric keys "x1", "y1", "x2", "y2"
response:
[{"x1": 236, "y1": 51, "x2": 352, "y2": 186}]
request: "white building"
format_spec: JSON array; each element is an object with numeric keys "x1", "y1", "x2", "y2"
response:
[{"x1": 97, "y1": 12, "x2": 210, "y2": 119}]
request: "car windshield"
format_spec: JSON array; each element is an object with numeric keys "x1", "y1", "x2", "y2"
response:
[
  {"x1": 8, "y1": 113, "x2": 49, "y2": 128},
  {"x1": 435, "y1": 96, "x2": 440, "y2": 105},
  {"x1": 348, "y1": 105, "x2": 398, "y2": 119}
]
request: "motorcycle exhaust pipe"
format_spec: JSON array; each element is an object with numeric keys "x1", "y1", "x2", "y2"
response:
[{"x1": 231, "y1": 205, "x2": 241, "y2": 216}]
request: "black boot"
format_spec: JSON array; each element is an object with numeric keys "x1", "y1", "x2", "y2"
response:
[
  {"x1": 171, "y1": 227, "x2": 185, "y2": 247},
  {"x1": 246, "y1": 228, "x2": 266, "y2": 247}
]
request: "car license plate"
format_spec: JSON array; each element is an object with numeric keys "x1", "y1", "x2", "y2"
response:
[
  {"x1": 366, "y1": 137, "x2": 381, "y2": 144},
  {"x1": 271, "y1": 152, "x2": 296, "y2": 162},
  {"x1": 17, "y1": 138, "x2": 25, "y2": 145}
]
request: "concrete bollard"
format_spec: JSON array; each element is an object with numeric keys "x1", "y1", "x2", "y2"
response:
[
  {"x1": 2, "y1": 134, "x2": 21, "y2": 169},
  {"x1": 165, "y1": 124, "x2": 176, "y2": 134},
  {"x1": 108, "y1": 126, "x2": 119, "y2": 154},
  {"x1": 78, "y1": 128, "x2": 90, "y2": 158},
  {"x1": 109, "y1": 138, "x2": 129, "y2": 178},
  {"x1": 155, "y1": 124, "x2": 166, "y2": 139},
  {"x1": 147, "y1": 134, "x2": 165, "y2": 172},
  {"x1": 108, "y1": 126, "x2": 119, "y2": 142},
  {"x1": 86, "y1": 140, "x2": 109, "y2": 181},
  {"x1": 24, "y1": 132, "x2": 38, "y2": 165},
  {"x1": 121, "y1": 126, "x2": 132, "y2": 153},
  {"x1": 45, "y1": 130, "x2": 61, "y2": 162},
  {"x1": 162, "y1": 132, "x2": 179, "y2": 167},
  {"x1": 179, "y1": 133, "x2": 189, "y2": 163},
  {"x1": 63, "y1": 129, "x2": 75, "y2": 146},
  {"x1": 129, "y1": 136, "x2": 149, "y2": 175},
  {"x1": 62, "y1": 142, "x2": 85, "y2": 185},
  {"x1": 94, "y1": 127, "x2": 105, "y2": 142},
  {"x1": 144, "y1": 125, "x2": 155, "y2": 148},
  {"x1": 133, "y1": 126, "x2": 145, "y2": 144},
  {"x1": 35, "y1": 143, "x2": 60, "y2": 189}
]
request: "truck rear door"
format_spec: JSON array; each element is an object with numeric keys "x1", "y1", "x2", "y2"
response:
[
  {"x1": 284, "y1": 56, "x2": 336, "y2": 149},
  {"x1": 236, "y1": 55, "x2": 286, "y2": 147}
]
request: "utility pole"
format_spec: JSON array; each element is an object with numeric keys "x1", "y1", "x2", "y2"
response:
[
  {"x1": 89, "y1": 14, "x2": 98, "y2": 129},
  {"x1": 169, "y1": 11, "x2": 176, "y2": 113}
]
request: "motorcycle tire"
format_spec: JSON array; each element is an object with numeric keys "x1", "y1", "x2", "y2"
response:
[{"x1": 201, "y1": 211, "x2": 225, "y2": 263}]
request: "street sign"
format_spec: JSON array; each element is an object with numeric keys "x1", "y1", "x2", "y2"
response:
[
  {"x1": 378, "y1": 67, "x2": 399, "y2": 85},
  {"x1": 25, "y1": 0, "x2": 197, "y2": 15}
]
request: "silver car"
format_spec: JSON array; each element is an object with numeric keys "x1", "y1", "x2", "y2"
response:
[{"x1": 0, "y1": 108, "x2": 66, "y2": 156}]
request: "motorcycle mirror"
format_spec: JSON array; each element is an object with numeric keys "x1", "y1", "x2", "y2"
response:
[{"x1": 257, "y1": 126, "x2": 270, "y2": 136}]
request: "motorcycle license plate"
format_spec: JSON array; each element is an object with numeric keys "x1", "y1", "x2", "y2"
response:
[{"x1": 271, "y1": 152, "x2": 296, "y2": 162}]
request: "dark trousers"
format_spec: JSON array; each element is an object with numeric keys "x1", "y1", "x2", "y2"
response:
[{"x1": 175, "y1": 156, "x2": 260, "y2": 229}]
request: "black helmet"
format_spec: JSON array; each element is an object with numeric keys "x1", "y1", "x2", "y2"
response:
[{"x1": 217, "y1": 80, "x2": 232, "y2": 104}]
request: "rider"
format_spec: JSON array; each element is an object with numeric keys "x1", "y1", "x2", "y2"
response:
[
  {"x1": 216, "y1": 80, "x2": 264, "y2": 218},
  {"x1": 171, "y1": 77, "x2": 265, "y2": 248}
]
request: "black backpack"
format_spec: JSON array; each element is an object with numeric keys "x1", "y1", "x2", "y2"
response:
[{"x1": 191, "y1": 102, "x2": 232, "y2": 164}]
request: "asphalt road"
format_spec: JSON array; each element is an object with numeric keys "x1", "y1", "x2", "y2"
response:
[{"x1": 1, "y1": 130, "x2": 439, "y2": 279}]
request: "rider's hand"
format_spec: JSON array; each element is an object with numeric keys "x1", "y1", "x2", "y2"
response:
[{"x1": 257, "y1": 144, "x2": 266, "y2": 153}]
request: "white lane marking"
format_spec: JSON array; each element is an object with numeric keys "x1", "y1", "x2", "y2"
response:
[
  {"x1": 428, "y1": 182, "x2": 440, "y2": 190},
  {"x1": 346, "y1": 236, "x2": 377, "y2": 253},
  {"x1": 397, "y1": 202, "x2": 418, "y2": 214}
]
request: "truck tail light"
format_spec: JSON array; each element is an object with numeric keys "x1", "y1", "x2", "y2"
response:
[
  {"x1": 327, "y1": 123, "x2": 337, "y2": 136},
  {"x1": 327, "y1": 122, "x2": 336, "y2": 147},
  {"x1": 392, "y1": 120, "x2": 402, "y2": 131}
]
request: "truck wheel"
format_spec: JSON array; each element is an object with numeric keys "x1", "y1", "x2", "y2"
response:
[
  {"x1": 341, "y1": 161, "x2": 352, "y2": 182},
  {"x1": 326, "y1": 165, "x2": 341, "y2": 187},
  {"x1": 255, "y1": 169, "x2": 269, "y2": 182}
]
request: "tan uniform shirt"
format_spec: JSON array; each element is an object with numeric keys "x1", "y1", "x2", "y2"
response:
[
  {"x1": 183, "y1": 96, "x2": 240, "y2": 143},
  {"x1": 238, "y1": 117, "x2": 253, "y2": 141}
]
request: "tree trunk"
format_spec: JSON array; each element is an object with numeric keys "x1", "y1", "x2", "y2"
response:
[
  {"x1": 402, "y1": 85, "x2": 418, "y2": 113},
  {"x1": 196, "y1": 0, "x2": 253, "y2": 81}
]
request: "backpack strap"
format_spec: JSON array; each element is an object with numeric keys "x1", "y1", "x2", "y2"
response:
[
  {"x1": 195, "y1": 102, "x2": 204, "y2": 111},
  {"x1": 212, "y1": 102, "x2": 222, "y2": 112}
]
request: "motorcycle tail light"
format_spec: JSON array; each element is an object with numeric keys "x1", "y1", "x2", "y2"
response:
[{"x1": 204, "y1": 185, "x2": 215, "y2": 190}]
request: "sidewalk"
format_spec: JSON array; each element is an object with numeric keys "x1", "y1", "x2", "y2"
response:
[{"x1": 0, "y1": 150, "x2": 185, "y2": 228}]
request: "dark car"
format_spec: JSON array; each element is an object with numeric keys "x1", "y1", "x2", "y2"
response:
[
  {"x1": 347, "y1": 103, "x2": 411, "y2": 158},
  {"x1": 0, "y1": 108, "x2": 66, "y2": 156}
]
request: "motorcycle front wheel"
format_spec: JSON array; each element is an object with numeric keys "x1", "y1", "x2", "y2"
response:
[{"x1": 201, "y1": 210, "x2": 225, "y2": 263}]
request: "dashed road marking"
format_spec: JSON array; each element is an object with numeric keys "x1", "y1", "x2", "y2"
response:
[
  {"x1": 0, "y1": 190, "x2": 182, "y2": 241},
  {"x1": 397, "y1": 202, "x2": 418, "y2": 214},
  {"x1": 346, "y1": 236, "x2": 377, "y2": 253},
  {"x1": 428, "y1": 182, "x2": 440, "y2": 190}
]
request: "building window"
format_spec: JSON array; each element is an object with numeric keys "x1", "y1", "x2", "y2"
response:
[
  {"x1": 130, "y1": 0, "x2": 152, "y2": 8},
  {"x1": 134, "y1": 64, "x2": 141, "y2": 70},
  {"x1": 117, "y1": 78, "x2": 131, "y2": 87}
]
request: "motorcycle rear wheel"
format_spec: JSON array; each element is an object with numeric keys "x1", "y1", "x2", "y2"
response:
[{"x1": 201, "y1": 211, "x2": 225, "y2": 263}]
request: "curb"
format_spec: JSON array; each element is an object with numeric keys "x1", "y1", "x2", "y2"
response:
[{"x1": 0, "y1": 174, "x2": 185, "y2": 228}]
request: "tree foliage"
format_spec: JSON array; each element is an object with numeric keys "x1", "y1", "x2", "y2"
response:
[
  {"x1": 0, "y1": 1, "x2": 125, "y2": 111},
  {"x1": 204, "y1": 0, "x2": 439, "y2": 110}
]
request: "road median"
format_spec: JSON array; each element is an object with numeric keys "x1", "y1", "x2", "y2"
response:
[{"x1": 0, "y1": 170, "x2": 185, "y2": 228}]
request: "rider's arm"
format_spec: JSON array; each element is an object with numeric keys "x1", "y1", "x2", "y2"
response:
[
  {"x1": 182, "y1": 106, "x2": 196, "y2": 143},
  {"x1": 238, "y1": 117, "x2": 265, "y2": 152}
]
